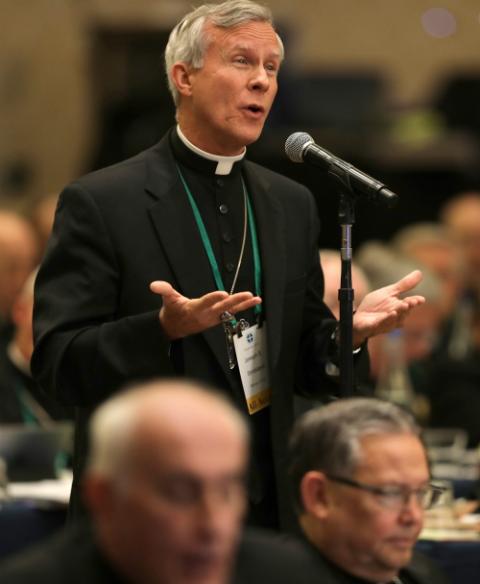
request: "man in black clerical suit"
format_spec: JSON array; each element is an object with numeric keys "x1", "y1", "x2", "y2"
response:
[
  {"x1": 32, "y1": 0, "x2": 425, "y2": 530},
  {"x1": 288, "y1": 398, "x2": 451, "y2": 584},
  {"x1": 0, "y1": 379, "x2": 318, "y2": 584}
]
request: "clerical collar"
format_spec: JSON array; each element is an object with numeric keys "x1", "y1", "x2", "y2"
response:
[{"x1": 174, "y1": 125, "x2": 246, "y2": 176}]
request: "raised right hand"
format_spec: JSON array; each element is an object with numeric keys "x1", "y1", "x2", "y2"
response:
[{"x1": 149, "y1": 280, "x2": 262, "y2": 340}]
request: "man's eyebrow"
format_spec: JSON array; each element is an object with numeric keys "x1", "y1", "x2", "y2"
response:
[{"x1": 229, "y1": 44, "x2": 281, "y2": 59}]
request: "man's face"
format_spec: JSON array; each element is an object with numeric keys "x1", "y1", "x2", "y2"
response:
[
  {"x1": 408, "y1": 243, "x2": 463, "y2": 317},
  {"x1": 402, "y1": 303, "x2": 442, "y2": 363},
  {"x1": 108, "y1": 414, "x2": 247, "y2": 584},
  {"x1": 445, "y1": 198, "x2": 480, "y2": 289},
  {"x1": 320, "y1": 433, "x2": 428, "y2": 582},
  {"x1": 178, "y1": 20, "x2": 281, "y2": 155}
]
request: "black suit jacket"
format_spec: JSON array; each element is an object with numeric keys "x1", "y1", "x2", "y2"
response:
[
  {"x1": 298, "y1": 541, "x2": 451, "y2": 584},
  {"x1": 32, "y1": 131, "x2": 348, "y2": 528},
  {"x1": 0, "y1": 524, "x2": 328, "y2": 584}
]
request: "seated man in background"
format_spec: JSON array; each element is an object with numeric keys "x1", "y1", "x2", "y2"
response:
[
  {"x1": 288, "y1": 397, "x2": 450, "y2": 584},
  {"x1": 0, "y1": 209, "x2": 38, "y2": 338},
  {"x1": 0, "y1": 269, "x2": 71, "y2": 425},
  {"x1": 355, "y1": 242, "x2": 443, "y2": 422},
  {"x1": 0, "y1": 378, "x2": 316, "y2": 584}
]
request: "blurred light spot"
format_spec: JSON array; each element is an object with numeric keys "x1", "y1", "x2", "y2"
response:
[{"x1": 421, "y1": 8, "x2": 457, "y2": 38}]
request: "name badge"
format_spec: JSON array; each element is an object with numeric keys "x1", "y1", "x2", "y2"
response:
[{"x1": 233, "y1": 323, "x2": 271, "y2": 414}]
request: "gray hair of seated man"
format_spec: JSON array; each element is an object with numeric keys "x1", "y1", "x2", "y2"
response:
[
  {"x1": 165, "y1": 0, "x2": 284, "y2": 106},
  {"x1": 86, "y1": 378, "x2": 249, "y2": 481},
  {"x1": 288, "y1": 397, "x2": 421, "y2": 513},
  {"x1": 355, "y1": 241, "x2": 442, "y2": 304}
]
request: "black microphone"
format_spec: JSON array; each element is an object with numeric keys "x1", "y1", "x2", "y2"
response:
[{"x1": 285, "y1": 132, "x2": 397, "y2": 206}]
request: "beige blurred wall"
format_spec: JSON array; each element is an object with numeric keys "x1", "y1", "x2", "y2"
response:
[
  {"x1": 1, "y1": 0, "x2": 480, "y2": 203},
  {"x1": 270, "y1": 0, "x2": 480, "y2": 104}
]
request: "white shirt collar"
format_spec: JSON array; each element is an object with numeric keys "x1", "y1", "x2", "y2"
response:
[{"x1": 176, "y1": 125, "x2": 246, "y2": 175}]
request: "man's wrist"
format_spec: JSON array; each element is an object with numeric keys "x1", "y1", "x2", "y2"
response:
[{"x1": 332, "y1": 323, "x2": 366, "y2": 353}]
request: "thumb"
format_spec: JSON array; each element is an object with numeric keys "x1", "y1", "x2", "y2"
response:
[
  {"x1": 391, "y1": 269, "x2": 423, "y2": 294},
  {"x1": 149, "y1": 280, "x2": 176, "y2": 298}
]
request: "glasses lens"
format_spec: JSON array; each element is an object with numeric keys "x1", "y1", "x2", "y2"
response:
[{"x1": 384, "y1": 485, "x2": 439, "y2": 510}]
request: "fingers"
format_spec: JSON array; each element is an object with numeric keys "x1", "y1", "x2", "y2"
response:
[
  {"x1": 213, "y1": 294, "x2": 262, "y2": 317},
  {"x1": 404, "y1": 295, "x2": 425, "y2": 307},
  {"x1": 390, "y1": 270, "x2": 423, "y2": 294},
  {"x1": 150, "y1": 281, "x2": 261, "y2": 323}
]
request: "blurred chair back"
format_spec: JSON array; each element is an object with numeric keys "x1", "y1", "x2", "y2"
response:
[{"x1": 0, "y1": 422, "x2": 73, "y2": 482}]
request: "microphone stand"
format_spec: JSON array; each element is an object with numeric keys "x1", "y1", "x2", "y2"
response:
[{"x1": 328, "y1": 166, "x2": 357, "y2": 397}]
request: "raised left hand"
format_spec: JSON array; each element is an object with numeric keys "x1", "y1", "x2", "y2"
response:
[{"x1": 352, "y1": 270, "x2": 425, "y2": 347}]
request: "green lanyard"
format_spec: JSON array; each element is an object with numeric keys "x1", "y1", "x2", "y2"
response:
[{"x1": 176, "y1": 165, "x2": 262, "y2": 319}]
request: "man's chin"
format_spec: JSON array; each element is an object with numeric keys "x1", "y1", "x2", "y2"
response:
[{"x1": 382, "y1": 546, "x2": 414, "y2": 571}]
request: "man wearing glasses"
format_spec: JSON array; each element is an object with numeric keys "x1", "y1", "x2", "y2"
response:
[{"x1": 288, "y1": 398, "x2": 450, "y2": 584}]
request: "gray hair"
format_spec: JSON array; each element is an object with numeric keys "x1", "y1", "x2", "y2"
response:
[
  {"x1": 393, "y1": 222, "x2": 458, "y2": 254},
  {"x1": 288, "y1": 398, "x2": 421, "y2": 513},
  {"x1": 86, "y1": 378, "x2": 248, "y2": 481},
  {"x1": 164, "y1": 0, "x2": 284, "y2": 105}
]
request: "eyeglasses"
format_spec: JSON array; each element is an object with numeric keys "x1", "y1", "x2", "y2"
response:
[{"x1": 325, "y1": 474, "x2": 447, "y2": 510}]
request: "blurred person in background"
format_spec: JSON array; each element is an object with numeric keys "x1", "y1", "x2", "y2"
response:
[
  {"x1": 395, "y1": 218, "x2": 480, "y2": 446},
  {"x1": 0, "y1": 269, "x2": 72, "y2": 425},
  {"x1": 0, "y1": 378, "x2": 319, "y2": 584},
  {"x1": 393, "y1": 223, "x2": 464, "y2": 323},
  {"x1": 442, "y1": 191, "x2": 480, "y2": 301},
  {"x1": 288, "y1": 397, "x2": 450, "y2": 584},
  {"x1": 319, "y1": 249, "x2": 370, "y2": 319},
  {"x1": 392, "y1": 204, "x2": 480, "y2": 447},
  {"x1": 356, "y1": 242, "x2": 442, "y2": 370},
  {"x1": 355, "y1": 242, "x2": 443, "y2": 422},
  {"x1": 27, "y1": 192, "x2": 59, "y2": 259},
  {"x1": 0, "y1": 209, "x2": 38, "y2": 338}
]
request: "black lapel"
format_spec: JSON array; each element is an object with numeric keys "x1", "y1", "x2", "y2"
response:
[{"x1": 243, "y1": 162, "x2": 286, "y2": 372}]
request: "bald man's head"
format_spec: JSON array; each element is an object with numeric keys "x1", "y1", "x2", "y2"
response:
[{"x1": 84, "y1": 379, "x2": 249, "y2": 584}]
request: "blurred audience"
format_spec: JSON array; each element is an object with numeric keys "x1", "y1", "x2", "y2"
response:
[
  {"x1": 393, "y1": 222, "x2": 464, "y2": 321},
  {"x1": 0, "y1": 269, "x2": 72, "y2": 425},
  {"x1": 0, "y1": 209, "x2": 38, "y2": 337},
  {"x1": 27, "y1": 192, "x2": 59, "y2": 258},
  {"x1": 0, "y1": 378, "x2": 317, "y2": 584},
  {"x1": 289, "y1": 397, "x2": 450, "y2": 584},
  {"x1": 441, "y1": 191, "x2": 480, "y2": 300},
  {"x1": 394, "y1": 214, "x2": 480, "y2": 447},
  {"x1": 356, "y1": 242, "x2": 442, "y2": 375}
]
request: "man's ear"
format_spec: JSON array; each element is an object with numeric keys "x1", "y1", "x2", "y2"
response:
[
  {"x1": 170, "y1": 63, "x2": 194, "y2": 98},
  {"x1": 300, "y1": 470, "x2": 329, "y2": 519}
]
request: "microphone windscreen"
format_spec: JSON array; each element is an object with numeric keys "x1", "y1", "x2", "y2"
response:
[{"x1": 285, "y1": 131, "x2": 314, "y2": 163}]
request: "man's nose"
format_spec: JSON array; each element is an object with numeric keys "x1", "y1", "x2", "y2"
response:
[
  {"x1": 248, "y1": 66, "x2": 270, "y2": 92},
  {"x1": 195, "y1": 492, "x2": 231, "y2": 537},
  {"x1": 399, "y1": 492, "x2": 424, "y2": 525}
]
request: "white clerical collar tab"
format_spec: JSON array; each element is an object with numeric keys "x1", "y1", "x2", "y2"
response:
[{"x1": 176, "y1": 125, "x2": 245, "y2": 175}]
